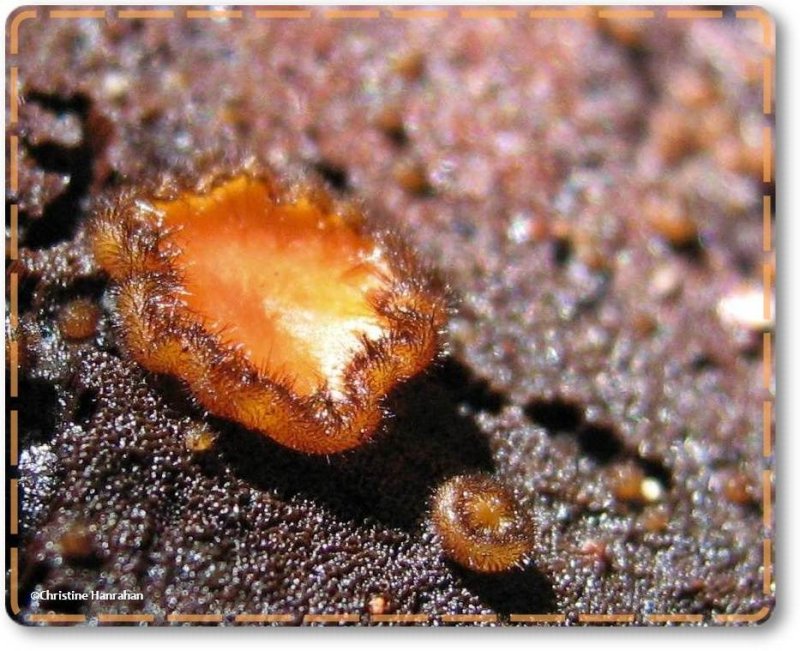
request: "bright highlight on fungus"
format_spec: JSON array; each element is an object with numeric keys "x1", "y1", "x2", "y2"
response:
[
  {"x1": 432, "y1": 474, "x2": 534, "y2": 573},
  {"x1": 88, "y1": 161, "x2": 447, "y2": 454}
]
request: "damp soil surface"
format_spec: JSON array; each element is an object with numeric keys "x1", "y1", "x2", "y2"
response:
[{"x1": 6, "y1": 10, "x2": 773, "y2": 624}]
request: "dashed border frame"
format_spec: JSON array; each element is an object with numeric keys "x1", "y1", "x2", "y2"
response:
[{"x1": 5, "y1": 4, "x2": 775, "y2": 626}]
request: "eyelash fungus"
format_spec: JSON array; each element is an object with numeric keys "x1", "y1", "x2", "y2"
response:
[
  {"x1": 432, "y1": 473, "x2": 535, "y2": 573},
  {"x1": 88, "y1": 159, "x2": 447, "y2": 454}
]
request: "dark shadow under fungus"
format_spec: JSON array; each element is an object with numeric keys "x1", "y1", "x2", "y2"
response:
[
  {"x1": 207, "y1": 372, "x2": 497, "y2": 530},
  {"x1": 449, "y1": 562, "x2": 557, "y2": 617}
]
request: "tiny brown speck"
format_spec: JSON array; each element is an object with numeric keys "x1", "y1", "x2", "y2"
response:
[
  {"x1": 58, "y1": 298, "x2": 101, "y2": 341},
  {"x1": 367, "y1": 595, "x2": 390, "y2": 616},
  {"x1": 722, "y1": 471, "x2": 753, "y2": 505},
  {"x1": 392, "y1": 157, "x2": 431, "y2": 195},
  {"x1": 184, "y1": 426, "x2": 218, "y2": 453},
  {"x1": 609, "y1": 463, "x2": 646, "y2": 503},
  {"x1": 59, "y1": 524, "x2": 95, "y2": 560}
]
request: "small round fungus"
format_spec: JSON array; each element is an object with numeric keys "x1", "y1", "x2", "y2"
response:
[
  {"x1": 88, "y1": 161, "x2": 447, "y2": 454},
  {"x1": 432, "y1": 474, "x2": 534, "y2": 573},
  {"x1": 57, "y1": 298, "x2": 102, "y2": 341}
]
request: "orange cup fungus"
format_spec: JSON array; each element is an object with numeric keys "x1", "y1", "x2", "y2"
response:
[
  {"x1": 432, "y1": 474, "x2": 534, "y2": 573},
  {"x1": 89, "y1": 160, "x2": 447, "y2": 454}
]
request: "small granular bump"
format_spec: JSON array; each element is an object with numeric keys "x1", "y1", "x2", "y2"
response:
[
  {"x1": 649, "y1": 263, "x2": 683, "y2": 301},
  {"x1": 392, "y1": 51, "x2": 426, "y2": 83},
  {"x1": 57, "y1": 299, "x2": 102, "y2": 342},
  {"x1": 184, "y1": 426, "x2": 218, "y2": 454},
  {"x1": 631, "y1": 312, "x2": 658, "y2": 337},
  {"x1": 59, "y1": 523, "x2": 95, "y2": 561},
  {"x1": 717, "y1": 284, "x2": 774, "y2": 331},
  {"x1": 367, "y1": 594, "x2": 390, "y2": 616},
  {"x1": 392, "y1": 157, "x2": 432, "y2": 195},
  {"x1": 722, "y1": 470, "x2": 754, "y2": 505},
  {"x1": 640, "y1": 504, "x2": 670, "y2": 533},
  {"x1": 578, "y1": 538, "x2": 610, "y2": 574},
  {"x1": 643, "y1": 194, "x2": 698, "y2": 247},
  {"x1": 650, "y1": 107, "x2": 697, "y2": 164},
  {"x1": 609, "y1": 463, "x2": 646, "y2": 503}
]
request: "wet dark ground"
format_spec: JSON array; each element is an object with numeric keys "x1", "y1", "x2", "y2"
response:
[{"x1": 6, "y1": 9, "x2": 773, "y2": 624}]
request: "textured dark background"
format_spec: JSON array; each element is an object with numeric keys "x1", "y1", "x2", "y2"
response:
[{"x1": 6, "y1": 8, "x2": 774, "y2": 624}]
